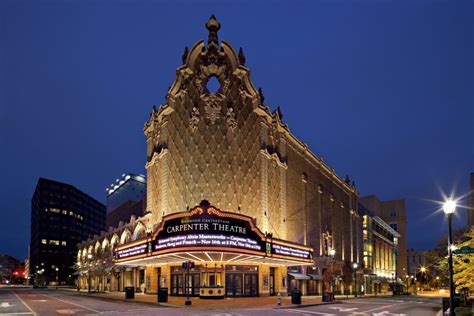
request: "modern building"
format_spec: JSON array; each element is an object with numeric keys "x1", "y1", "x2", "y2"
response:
[
  {"x1": 359, "y1": 204, "x2": 400, "y2": 295},
  {"x1": 359, "y1": 195, "x2": 408, "y2": 279},
  {"x1": 0, "y1": 255, "x2": 21, "y2": 284},
  {"x1": 105, "y1": 173, "x2": 146, "y2": 228},
  {"x1": 407, "y1": 248, "x2": 427, "y2": 276},
  {"x1": 30, "y1": 177, "x2": 106, "y2": 286},
  {"x1": 468, "y1": 173, "x2": 474, "y2": 228},
  {"x1": 77, "y1": 16, "x2": 362, "y2": 298}
]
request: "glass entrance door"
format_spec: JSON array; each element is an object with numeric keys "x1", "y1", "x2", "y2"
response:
[
  {"x1": 225, "y1": 273, "x2": 243, "y2": 296},
  {"x1": 269, "y1": 268, "x2": 275, "y2": 296},
  {"x1": 244, "y1": 274, "x2": 258, "y2": 296},
  {"x1": 171, "y1": 274, "x2": 184, "y2": 295},
  {"x1": 172, "y1": 273, "x2": 200, "y2": 296},
  {"x1": 226, "y1": 273, "x2": 258, "y2": 297}
]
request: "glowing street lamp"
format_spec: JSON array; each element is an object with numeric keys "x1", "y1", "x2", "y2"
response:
[
  {"x1": 352, "y1": 263, "x2": 358, "y2": 297},
  {"x1": 87, "y1": 254, "x2": 93, "y2": 293},
  {"x1": 55, "y1": 267, "x2": 59, "y2": 289},
  {"x1": 329, "y1": 249, "x2": 336, "y2": 293},
  {"x1": 443, "y1": 199, "x2": 456, "y2": 316}
]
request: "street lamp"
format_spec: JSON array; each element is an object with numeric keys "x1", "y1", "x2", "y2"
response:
[
  {"x1": 419, "y1": 266, "x2": 426, "y2": 292},
  {"x1": 352, "y1": 263, "x2": 358, "y2": 297},
  {"x1": 55, "y1": 267, "x2": 59, "y2": 289},
  {"x1": 443, "y1": 199, "x2": 456, "y2": 316},
  {"x1": 87, "y1": 254, "x2": 93, "y2": 293},
  {"x1": 329, "y1": 249, "x2": 336, "y2": 293}
]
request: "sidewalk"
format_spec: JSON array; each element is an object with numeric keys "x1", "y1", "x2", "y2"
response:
[{"x1": 60, "y1": 289, "x2": 338, "y2": 310}]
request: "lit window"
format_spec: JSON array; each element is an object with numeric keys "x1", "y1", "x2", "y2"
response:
[
  {"x1": 41, "y1": 239, "x2": 47, "y2": 244},
  {"x1": 61, "y1": 241, "x2": 67, "y2": 246},
  {"x1": 50, "y1": 208, "x2": 60, "y2": 213},
  {"x1": 49, "y1": 240, "x2": 60, "y2": 245},
  {"x1": 62, "y1": 210, "x2": 67, "y2": 215},
  {"x1": 70, "y1": 211, "x2": 74, "y2": 216}
]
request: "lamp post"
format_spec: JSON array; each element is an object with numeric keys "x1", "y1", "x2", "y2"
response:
[
  {"x1": 352, "y1": 263, "x2": 358, "y2": 297},
  {"x1": 55, "y1": 267, "x2": 59, "y2": 289},
  {"x1": 87, "y1": 254, "x2": 92, "y2": 293},
  {"x1": 329, "y1": 249, "x2": 336, "y2": 293},
  {"x1": 419, "y1": 267, "x2": 426, "y2": 292},
  {"x1": 392, "y1": 272, "x2": 395, "y2": 296},
  {"x1": 443, "y1": 199, "x2": 456, "y2": 316}
]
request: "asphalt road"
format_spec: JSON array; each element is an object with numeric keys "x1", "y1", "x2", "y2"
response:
[
  {"x1": 0, "y1": 288, "x2": 442, "y2": 316},
  {"x1": 280, "y1": 296, "x2": 442, "y2": 316}
]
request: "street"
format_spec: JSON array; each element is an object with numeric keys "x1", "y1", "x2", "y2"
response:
[{"x1": 0, "y1": 288, "x2": 442, "y2": 315}]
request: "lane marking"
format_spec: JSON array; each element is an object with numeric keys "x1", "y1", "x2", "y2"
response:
[
  {"x1": 12, "y1": 291, "x2": 37, "y2": 316},
  {"x1": 38, "y1": 293, "x2": 102, "y2": 314},
  {"x1": 362, "y1": 305, "x2": 394, "y2": 313},
  {"x1": 284, "y1": 309, "x2": 335, "y2": 315},
  {"x1": 1, "y1": 302, "x2": 14, "y2": 308},
  {"x1": 329, "y1": 306, "x2": 358, "y2": 312}
]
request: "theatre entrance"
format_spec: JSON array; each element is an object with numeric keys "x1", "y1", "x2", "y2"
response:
[
  {"x1": 225, "y1": 265, "x2": 258, "y2": 297},
  {"x1": 170, "y1": 266, "x2": 201, "y2": 296}
]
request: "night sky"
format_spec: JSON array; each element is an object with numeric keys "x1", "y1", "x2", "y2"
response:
[{"x1": 1, "y1": 0, "x2": 473, "y2": 261}]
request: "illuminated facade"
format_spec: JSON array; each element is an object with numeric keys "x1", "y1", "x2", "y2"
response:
[
  {"x1": 77, "y1": 16, "x2": 362, "y2": 297},
  {"x1": 359, "y1": 203, "x2": 400, "y2": 295}
]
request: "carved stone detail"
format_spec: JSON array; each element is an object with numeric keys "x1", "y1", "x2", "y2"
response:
[
  {"x1": 202, "y1": 94, "x2": 225, "y2": 124},
  {"x1": 189, "y1": 107, "x2": 200, "y2": 131},
  {"x1": 226, "y1": 107, "x2": 237, "y2": 131}
]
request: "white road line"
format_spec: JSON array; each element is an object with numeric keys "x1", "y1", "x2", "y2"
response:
[
  {"x1": 38, "y1": 293, "x2": 102, "y2": 314},
  {"x1": 284, "y1": 309, "x2": 335, "y2": 315},
  {"x1": 12, "y1": 291, "x2": 37, "y2": 316},
  {"x1": 362, "y1": 304, "x2": 394, "y2": 313}
]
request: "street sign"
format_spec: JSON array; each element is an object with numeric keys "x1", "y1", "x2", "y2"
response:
[{"x1": 453, "y1": 246, "x2": 474, "y2": 254}]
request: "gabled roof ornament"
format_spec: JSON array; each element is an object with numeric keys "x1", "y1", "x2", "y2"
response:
[{"x1": 206, "y1": 14, "x2": 221, "y2": 46}]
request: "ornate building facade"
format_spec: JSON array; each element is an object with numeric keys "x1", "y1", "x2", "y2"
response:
[{"x1": 77, "y1": 16, "x2": 362, "y2": 298}]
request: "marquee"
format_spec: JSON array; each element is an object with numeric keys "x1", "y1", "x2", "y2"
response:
[{"x1": 115, "y1": 201, "x2": 313, "y2": 264}]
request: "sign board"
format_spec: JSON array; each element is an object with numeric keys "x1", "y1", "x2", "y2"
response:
[
  {"x1": 453, "y1": 246, "x2": 474, "y2": 254},
  {"x1": 115, "y1": 201, "x2": 313, "y2": 263},
  {"x1": 152, "y1": 205, "x2": 265, "y2": 254},
  {"x1": 116, "y1": 243, "x2": 148, "y2": 260}
]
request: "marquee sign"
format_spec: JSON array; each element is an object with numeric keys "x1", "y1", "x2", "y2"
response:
[
  {"x1": 115, "y1": 201, "x2": 312, "y2": 263},
  {"x1": 152, "y1": 204, "x2": 265, "y2": 255}
]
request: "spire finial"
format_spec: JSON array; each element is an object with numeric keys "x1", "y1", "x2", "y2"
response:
[
  {"x1": 258, "y1": 87, "x2": 265, "y2": 104},
  {"x1": 238, "y1": 47, "x2": 246, "y2": 65},
  {"x1": 182, "y1": 46, "x2": 189, "y2": 64},
  {"x1": 206, "y1": 15, "x2": 221, "y2": 46}
]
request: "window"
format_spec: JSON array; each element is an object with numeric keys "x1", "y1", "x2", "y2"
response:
[
  {"x1": 50, "y1": 208, "x2": 60, "y2": 213},
  {"x1": 49, "y1": 240, "x2": 60, "y2": 245},
  {"x1": 389, "y1": 223, "x2": 398, "y2": 232},
  {"x1": 62, "y1": 210, "x2": 67, "y2": 215},
  {"x1": 390, "y1": 210, "x2": 397, "y2": 217},
  {"x1": 61, "y1": 241, "x2": 67, "y2": 246},
  {"x1": 41, "y1": 239, "x2": 47, "y2": 244}
]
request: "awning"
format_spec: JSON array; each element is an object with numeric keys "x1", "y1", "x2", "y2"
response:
[
  {"x1": 308, "y1": 274, "x2": 322, "y2": 280},
  {"x1": 288, "y1": 272, "x2": 310, "y2": 280}
]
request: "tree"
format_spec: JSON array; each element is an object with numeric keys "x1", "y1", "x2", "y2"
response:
[
  {"x1": 425, "y1": 227, "x2": 469, "y2": 289},
  {"x1": 453, "y1": 227, "x2": 474, "y2": 293}
]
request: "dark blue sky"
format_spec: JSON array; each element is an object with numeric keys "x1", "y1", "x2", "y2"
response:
[{"x1": 1, "y1": 0, "x2": 473, "y2": 260}]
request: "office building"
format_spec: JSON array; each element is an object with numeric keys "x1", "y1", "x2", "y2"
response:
[{"x1": 30, "y1": 178, "x2": 105, "y2": 285}]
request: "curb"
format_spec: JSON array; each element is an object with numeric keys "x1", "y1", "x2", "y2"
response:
[{"x1": 55, "y1": 288, "x2": 179, "y2": 308}]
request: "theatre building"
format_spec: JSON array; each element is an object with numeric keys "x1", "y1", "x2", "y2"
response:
[{"x1": 76, "y1": 16, "x2": 362, "y2": 298}]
